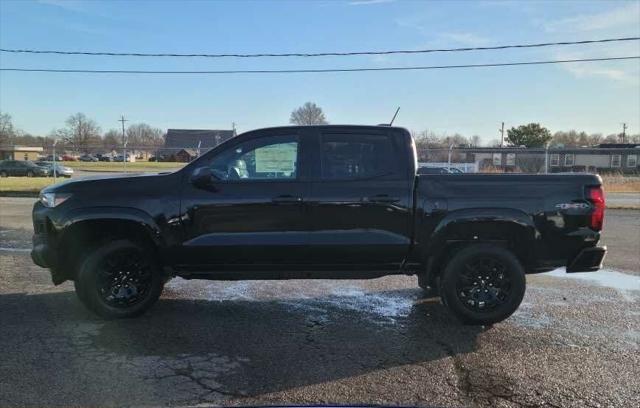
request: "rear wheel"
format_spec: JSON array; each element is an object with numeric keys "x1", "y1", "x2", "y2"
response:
[
  {"x1": 74, "y1": 240, "x2": 164, "y2": 319},
  {"x1": 440, "y1": 244, "x2": 525, "y2": 325}
]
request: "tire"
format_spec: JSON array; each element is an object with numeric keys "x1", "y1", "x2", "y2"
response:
[
  {"x1": 0, "y1": 171, "x2": 7, "y2": 177},
  {"x1": 74, "y1": 240, "x2": 164, "y2": 319},
  {"x1": 440, "y1": 244, "x2": 525, "y2": 325}
]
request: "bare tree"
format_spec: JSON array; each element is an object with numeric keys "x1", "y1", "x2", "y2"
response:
[
  {"x1": 58, "y1": 113, "x2": 101, "y2": 153},
  {"x1": 0, "y1": 112, "x2": 15, "y2": 145},
  {"x1": 102, "y1": 129, "x2": 121, "y2": 151},
  {"x1": 289, "y1": 102, "x2": 328, "y2": 125},
  {"x1": 126, "y1": 123, "x2": 165, "y2": 148}
]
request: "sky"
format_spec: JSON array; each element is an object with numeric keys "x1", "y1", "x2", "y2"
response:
[{"x1": 0, "y1": 0, "x2": 639, "y2": 144}]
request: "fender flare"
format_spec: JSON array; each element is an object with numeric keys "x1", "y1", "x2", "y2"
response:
[{"x1": 57, "y1": 206, "x2": 164, "y2": 247}]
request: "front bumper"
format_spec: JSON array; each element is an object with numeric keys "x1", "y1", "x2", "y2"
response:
[
  {"x1": 566, "y1": 246, "x2": 607, "y2": 273},
  {"x1": 31, "y1": 233, "x2": 57, "y2": 269}
]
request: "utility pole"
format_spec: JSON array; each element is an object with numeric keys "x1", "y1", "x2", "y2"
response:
[
  {"x1": 52, "y1": 139, "x2": 58, "y2": 180},
  {"x1": 119, "y1": 115, "x2": 128, "y2": 171},
  {"x1": 621, "y1": 123, "x2": 627, "y2": 143},
  {"x1": 119, "y1": 115, "x2": 128, "y2": 145},
  {"x1": 499, "y1": 122, "x2": 505, "y2": 147}
]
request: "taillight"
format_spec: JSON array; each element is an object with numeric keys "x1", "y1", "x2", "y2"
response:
[{"x1": 587, "y1": 186, "x2": 605, "y2": 231}]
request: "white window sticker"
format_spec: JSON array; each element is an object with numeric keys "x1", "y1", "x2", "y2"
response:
[{"x1": 255, "y1": 143, "x2": 297, "y2": 173}]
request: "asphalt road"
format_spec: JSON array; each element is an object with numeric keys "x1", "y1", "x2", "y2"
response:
[{"x1": 0, "y1": 197, "x2": 638, "y2": 407}]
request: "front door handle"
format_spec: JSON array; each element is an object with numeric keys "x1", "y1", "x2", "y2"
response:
[
  {"x1": 272, "y1": 195, "x2": 303, "y2": 203},
  {"x1": 362, "y1": 194, "x2": 400, "y2": 203}
]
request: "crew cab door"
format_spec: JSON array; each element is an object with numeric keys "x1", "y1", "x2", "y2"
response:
[
  {"x1": 178, "y1": 130, "x2": 311, "y2": 269},
  {"x1": 306, "y1": 129, "x2": 413, "y2": 270}
]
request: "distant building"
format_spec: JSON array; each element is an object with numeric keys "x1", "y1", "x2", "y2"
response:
[
  {"x1": 0, "y1": 146, "x2": 44, "y2": 161},
  {"x1": 418, "y1": 144, "x2": 640, "y2": 174},
  {"x1": 162, "y1": 129, "x2": 236, "y2": 162}
]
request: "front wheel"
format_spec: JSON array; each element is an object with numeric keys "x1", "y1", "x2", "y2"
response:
[
  {"x1": 74, "y1": 240, "x2": 164, "y2": 319},
  {"x1": 440, "y1": 244, "x2": 526, "y2": 325}
]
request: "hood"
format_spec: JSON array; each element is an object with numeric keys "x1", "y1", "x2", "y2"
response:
[{"x1": 41, "y1": 172, "x2": 176, "y2": 194}]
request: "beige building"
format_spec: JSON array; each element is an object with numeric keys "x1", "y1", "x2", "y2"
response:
[{"x1": 0, "y1": 146, "x2": 44, "y2": 161}]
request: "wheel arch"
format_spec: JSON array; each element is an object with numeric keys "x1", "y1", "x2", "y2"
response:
[
  {"x1": 55, "y1": 208, "x2": 165, "y2": 282},
  {"x1": 421, "y1": 208, "x2": 536, "y2": 284}
]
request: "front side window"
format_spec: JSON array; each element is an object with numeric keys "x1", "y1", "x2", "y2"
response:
[
  {"x1": 209, "y1": 135, "x2": 298, "y2": 181},
  {"x1": 320, "y1": 133, "x2": 399, "y2": 180}
]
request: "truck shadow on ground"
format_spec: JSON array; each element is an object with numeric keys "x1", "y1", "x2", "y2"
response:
[{"x1": 0, "y1": 288, "x2": 484, "y2": 404}]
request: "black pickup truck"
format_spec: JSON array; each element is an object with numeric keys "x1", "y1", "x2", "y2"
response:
[{"x1": 31, "y1": 125, "x2": 606, "y2": 324}]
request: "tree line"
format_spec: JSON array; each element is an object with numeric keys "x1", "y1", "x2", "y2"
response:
[
  {"x1": 415, "y1": 123, "x2": 639, "y2": 149},
  {"x1": 0, "y1": 112, "x2": 164, "y2": 153},
  {"x1": 2, "y1": 106, "x2": 638, "y2": 152}
]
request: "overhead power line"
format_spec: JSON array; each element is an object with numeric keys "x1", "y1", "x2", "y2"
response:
[
  {"x1": 0, "y1": 56, "x2": 638, "y2": 75},
  {"x1": 1, "y1": 37, "x2": 638, "y2": 58}
]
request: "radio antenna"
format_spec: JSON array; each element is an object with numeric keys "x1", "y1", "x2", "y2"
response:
[{"x1": 389, "y1": 107, "x2": 400, "y2": 126}]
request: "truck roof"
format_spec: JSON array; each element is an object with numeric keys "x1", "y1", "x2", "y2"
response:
[{"x1": 245, "y1": 124, "x2": 410, "y2": 134}]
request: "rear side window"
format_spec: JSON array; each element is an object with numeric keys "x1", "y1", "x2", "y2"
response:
[{"x1": 320, "y1": 133, "x2": 399, "y2": 180}]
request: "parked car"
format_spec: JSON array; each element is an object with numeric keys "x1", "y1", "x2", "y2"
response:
[
  {"x1": 43, "y1": 154, "x2": 63, "y2": 162},
  {"x1": 95, "y1": 153, "x2": 113, "y2": 162},
  {"x1": 0, "y1": 160, "x2": 50, "y2": 177},
  {"x1": 61, "y1": 154, "x2": 77, "y2": 161},
  {"x1": 36, "y1": 162, "x2": 74, "y2": 178},
  {"x1": 78, "y1": 154, "x2": 98, "y2": 162},
  {"x1": 31, "y1": 125, "x2": 606, "y2": 324},
  {"x1": 113, "y1": 154, "x2": 131, "y2": 162},
  {"x1": 417, "y1": 166, "x2": 452, "y2": 174}
]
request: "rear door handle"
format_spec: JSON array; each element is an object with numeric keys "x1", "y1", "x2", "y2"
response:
[
  {"x1": 272, "y1": 195, "x2": 303, "y2": 203},
  {"x1": 362, "y1": 194, "x2": 400, "y2": 203}
]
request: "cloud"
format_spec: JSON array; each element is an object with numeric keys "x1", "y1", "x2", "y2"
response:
[
  {"x1": 553, "y1": 42, "x2": 640, "y2": 85},
  {"x1": 542, "y1": 2, "x2": 640, "y2": 33},
  {"x1": 439, "y1": 32, "x2": 491, "y2": 47},
  {"x1": 37, "y1": 0, "x2": 88, "y2": 13},
  {"x1": 349, "y1": 0, "x2": 395, "y2": 5}
]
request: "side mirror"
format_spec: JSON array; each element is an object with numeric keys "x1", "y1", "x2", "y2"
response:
[{"x1": 190, "y1": 166, "x2": 215, "y2": 189}]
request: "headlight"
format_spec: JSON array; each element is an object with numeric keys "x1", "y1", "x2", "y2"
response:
[{"x1": 39, "y1": 193, "x2": 72, "y2": 208}]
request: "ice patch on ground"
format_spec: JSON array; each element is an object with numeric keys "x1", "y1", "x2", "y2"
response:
[
  {"x1": 0, "y1": 247, "x2": 31, "y2": 252},
  {"x1": 165, "y1": 279, "x2": 255, "y2": 301},
  {"x1": 512, "y1": 302, "x2": 553, "y2": 329},
  {"x1": 545, "y1": 268, "x2": 639, "y2": 300},
  {"x1": 325, "y1": 286, "x2": 415, "y2": 319}
]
